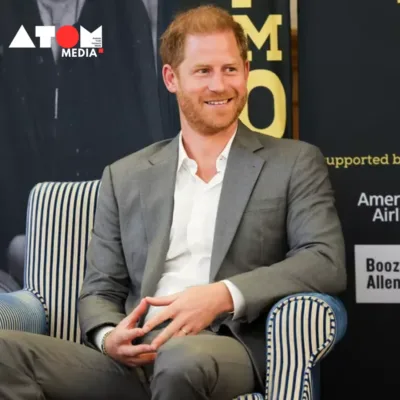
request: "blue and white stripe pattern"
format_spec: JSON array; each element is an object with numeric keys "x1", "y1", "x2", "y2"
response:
[
  {"x1": 235, "y1": 394, "x2": 264, "y2": 400},
  {"x1": 262, "y1": 293, "x2": 346, "y2": 400},
  {"x1": 235, "y1": 294, "x2": 346, "y2": 400},
  {"x1": 0, "y1": 289, "x2": 47, "y2": 334},
  {"x1": 24, "y1": 180, "x2": 100, "y2": 343}
]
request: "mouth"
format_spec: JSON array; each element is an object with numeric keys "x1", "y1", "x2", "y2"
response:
[{"x1": 204, "y1": 98, "x2": 233, "y2": 106}]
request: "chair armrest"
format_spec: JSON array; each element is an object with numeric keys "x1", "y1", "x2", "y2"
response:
[
  {"x1": 265, "y1": 293, "x2": 347, "y2": 399},
  {"x1": 0, "y1": 290, "x2": 47, "y2": 335}
]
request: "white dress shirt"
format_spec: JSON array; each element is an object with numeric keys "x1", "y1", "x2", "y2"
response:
[{"x1": 94, "y1": 131, "x2": 245, "y2": 350}]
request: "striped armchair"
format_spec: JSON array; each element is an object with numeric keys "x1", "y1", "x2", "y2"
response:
[{"x1": 0, "y1": 181, "x2": 347, "y2": 400}]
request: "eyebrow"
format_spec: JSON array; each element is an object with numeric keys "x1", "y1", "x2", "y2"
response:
[
  {"x1": 192, "y1": 64, "x2": 210, "y2": 69},
  {"x1": 192, "y1": 63, "x2": 239, "y2": 69}
]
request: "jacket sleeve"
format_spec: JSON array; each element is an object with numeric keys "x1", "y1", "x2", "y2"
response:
[
  {"x1": 78, "y1": 166, "x2": 129, "y2": 346},
  {"x1": 228, "y1": 144, "x2": 347, "y2": 323}
]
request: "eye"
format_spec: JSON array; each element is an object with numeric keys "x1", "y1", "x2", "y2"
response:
[
  {"x1": 226, "y1": 67, "x2": 237, "y2": 72},
  {"x1": 196, "y1": 68, "x2": 209, "y2": 74}
]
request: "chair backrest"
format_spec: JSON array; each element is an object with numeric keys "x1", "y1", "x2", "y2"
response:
[{"x1": 24, "y1": 180, "x2": 101, "y2": 343}]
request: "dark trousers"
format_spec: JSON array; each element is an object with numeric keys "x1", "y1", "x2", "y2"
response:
[{"x1": 0, "y1": 329, "x2": 255, "y2": 400}]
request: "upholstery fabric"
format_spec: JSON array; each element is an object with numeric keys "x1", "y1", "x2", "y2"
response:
[{"x1": 24, "y1": 180, "x2": 100, "y2": 342}]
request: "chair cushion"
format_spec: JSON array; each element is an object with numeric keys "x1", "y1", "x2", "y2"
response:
[
  {"x1": 24, "y1": 180, "x2": 100, "y2": 343},
  {"x1": 0, "y1": 269, "x2": 21, "y2": 293}
]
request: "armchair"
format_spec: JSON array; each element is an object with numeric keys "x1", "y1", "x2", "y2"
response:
[{"x1": 0, "y1": 180, "x2": 347, "y2": 400}]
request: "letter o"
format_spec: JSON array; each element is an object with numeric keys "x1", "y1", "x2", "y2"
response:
[
  {"x1": 240, "y1": 69, "x2": 286, "y2": 138},
  {"x1": 385, "y1": 262, "x2": 392, "y2": 272}
]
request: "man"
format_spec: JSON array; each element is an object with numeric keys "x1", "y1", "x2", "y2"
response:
[{"x1": 0, "y1": 5, "x2": 346, "y2": 400}]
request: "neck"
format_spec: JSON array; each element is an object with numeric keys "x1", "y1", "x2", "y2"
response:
[
  {"x1": 180, "y1": 120, "x2": 238, "y2": 183},
  {"x1": 180, "y1": 121, "x2": 238, "y2": 166}
]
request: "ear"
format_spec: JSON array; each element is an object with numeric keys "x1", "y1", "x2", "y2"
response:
[
  {"x1": 162, "y1": 64, "x2": 178, "y2": 93},
  {"x1": 244, "y1": 60, "x2": 250, "y2": 82}
]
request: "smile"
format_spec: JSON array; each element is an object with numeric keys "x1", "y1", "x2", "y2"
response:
[{"x1": 205, "y1": 98, "x2": 233, "y2": 105}]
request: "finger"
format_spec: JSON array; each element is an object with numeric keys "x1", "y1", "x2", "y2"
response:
[
  {"x1": 174, "y1": 328, "x2": 189, "y2": 338},
  {"x1": 145, "y1": 293, "x2": 179, "y2": 307},
  {"x1": 122, "y1": 299, "x2": 148, "y2": 328},
  {"x1": 120, "y1": 327, "x2": 145, "y2": 342},
  {"x1": 142, "y1": 308, "x2": 173, "y2": 334},
  {"x1": 150, "y1": 319, "x2": 183, "y2": 349},
  {"x1": 119, "y1": 344, "x2": 156, "y2": 358},
  {"x1": 136, "y1": 352, "x2": 157, "y2": 362},
  {"x1": 125, "y1": 353, "x2": 157, "y2": 367}
]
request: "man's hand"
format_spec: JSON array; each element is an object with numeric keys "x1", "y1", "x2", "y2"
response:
[
  {"x1": 142, "y1": 282, "x2": 234, "y2": 349},
  {"x1": 104, "y1": 299, "x2": 157, "y2": 367}
]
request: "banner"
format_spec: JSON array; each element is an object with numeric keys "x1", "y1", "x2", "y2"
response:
[
  {"x1": 298, "y1": 0, "x2": 400, "y2": 398},
  {"x1": 0, "y1": 0, "x2": 292, "y2": 289}
]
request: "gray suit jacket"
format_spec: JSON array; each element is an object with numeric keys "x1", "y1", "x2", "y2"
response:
[{"x1": 78, "y1": 123, "x2": 346, "y2": 390}]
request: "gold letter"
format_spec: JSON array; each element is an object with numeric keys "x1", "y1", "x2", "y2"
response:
[
  {"x1": 240, "y1": 69, "x2": 286, "y2": 138},
  {"x1": 233, "y1": 15, "x2": 282, "y2": 61},
  {"x1": 393, "y1": 154, "x2": 400, "y2": 165},
  {"x1": 232, "y1": 0, "x2": 252, "y2": 7}
]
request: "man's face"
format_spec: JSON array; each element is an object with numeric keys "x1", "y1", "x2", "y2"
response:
[{"x1": 164, "y1": 30, "x2": 249, "y2": 135}]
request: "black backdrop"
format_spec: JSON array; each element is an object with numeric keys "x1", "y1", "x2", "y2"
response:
[{"x1": 299, "y1": 0, "x2": 400, "y2": 398}]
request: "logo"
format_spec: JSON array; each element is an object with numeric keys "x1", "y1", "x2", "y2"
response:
[
  {"x1": 355, "y1": 245, "x2": 400, "y2": 303},
  {"x1": 9, "y1": 25, "x2": 103, "y2": 58}
]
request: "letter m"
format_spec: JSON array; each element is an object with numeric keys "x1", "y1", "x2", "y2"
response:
[
  {"x1": 233, "y1": 15, "x2": 282, "y2": 61},
  {"x1": 80, "y1": 26, "x2": 102, "y2": 48},
  {"x1": 61, "y1": 48, "x2": 72, "y2": 57}
]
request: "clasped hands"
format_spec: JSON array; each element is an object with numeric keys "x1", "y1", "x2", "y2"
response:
[{"x1": 103, "y1": 282, "x2": 233, "y2": 367}]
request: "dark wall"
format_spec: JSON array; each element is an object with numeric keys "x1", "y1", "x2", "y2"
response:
[
  {"x1": 298, "y1": 1, "x2": 400, "y2": 398},
  {"x1": 0, "y1": 0, "x2": 176, "y2": 276}
]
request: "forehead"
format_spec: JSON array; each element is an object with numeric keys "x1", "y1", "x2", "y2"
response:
[{"x1": 182, "y1": 31, "x2": 241, "y2": 64}]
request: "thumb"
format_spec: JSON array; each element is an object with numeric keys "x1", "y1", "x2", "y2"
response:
[
  {"x1": 122, "y1": 299, "x2": 148, "y2": 328},
  {"x1": 145, "y1": 293, "x2": 179, "y2": 306}
]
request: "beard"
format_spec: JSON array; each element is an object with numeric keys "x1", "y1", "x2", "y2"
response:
[{"x1": 176, "y1": 89, "x2": 248, "y2": 136}]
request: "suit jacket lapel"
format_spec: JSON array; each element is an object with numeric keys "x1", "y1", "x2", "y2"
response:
[
  {"x1": 139, "y1": 137, "x2": 179, "y2": 298},
  {"x1": 210, "y1": 123, "x2": 266, "y2": 282}
]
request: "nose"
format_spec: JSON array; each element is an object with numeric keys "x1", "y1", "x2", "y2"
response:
[{"x1": 208, "y1": 72, "x2": 225, "y2": 93}]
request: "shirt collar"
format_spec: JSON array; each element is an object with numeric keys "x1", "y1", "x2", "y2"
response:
[{"x1": 177, "y1": 128, "x2": 237, "y2": 174}]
